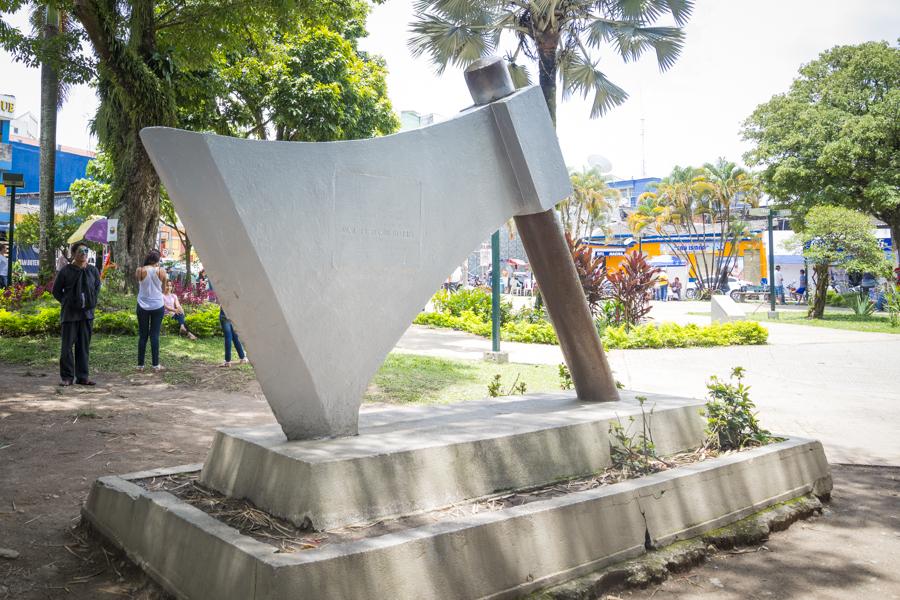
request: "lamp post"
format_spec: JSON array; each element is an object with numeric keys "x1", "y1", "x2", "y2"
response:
[
  {"x1": 2, "y1": 172, "x2": 25, "y2": 287},
  {"x1": 491, "y1": 229, "x2": 501, "y2": 353}
]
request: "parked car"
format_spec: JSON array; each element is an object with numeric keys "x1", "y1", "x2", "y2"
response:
[{"x1": 684, "y1": 277, "x2": 752, "y2": 301}]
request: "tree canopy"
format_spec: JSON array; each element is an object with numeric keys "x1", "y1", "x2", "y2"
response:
[
  {"x1": 2, "y1": 0, "x2": 399, "y2": 287},
  {"x1": 178, "y1": 23, "x2": 399, "y2": 141},
  {"x1": 742, "y1": 41, "x2": 900, "y2": 263},
  {"x1": 787, "y1": 205, "x2": 890, "y2": 318}
]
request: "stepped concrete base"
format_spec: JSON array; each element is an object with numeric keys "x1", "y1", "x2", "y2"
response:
[
  {"x1": 199, "y1": 392, "x2": 706, "y2": 529},
  {"x1": 83, "y1": 437, "x2": 831, "y2": 600}
]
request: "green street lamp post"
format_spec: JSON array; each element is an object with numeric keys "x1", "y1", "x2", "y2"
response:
[{"x1": 2, "y1": 172, "x2": 25, "y2": 287}]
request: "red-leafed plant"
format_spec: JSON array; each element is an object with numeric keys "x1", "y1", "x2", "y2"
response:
[
  {"x1": 607, "y1": 252, "x2": 659, "y2": 328},
  {"x1": 0, "y1": 282, "x2": 54, "y2": 311},
  {"x1": 172, "y1": 279, "x2": 216, "y2": 306},
  {"x1": 566, "y1": 232, "x2": 609, "y2": 316}
]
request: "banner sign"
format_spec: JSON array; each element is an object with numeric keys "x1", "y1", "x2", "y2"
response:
[{"x1": 0, "y1": 94, "x2": 14, "y2": 120}]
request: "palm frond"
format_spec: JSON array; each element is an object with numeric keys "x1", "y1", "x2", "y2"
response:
[
  {"x1": 560, "y1": 53, "x2": 628, "y2": 117},
  {"x1": 588, "y1": 21, "x2": 685, "y2": 71},
  {"x1": 662, "y1": 0, "x2": 694, "y2": 27},
  {"x1": 408, "y1": 13, "x2": 494, "y2": 74},
  {"x1": 613, "y1": 0, "x2": 693, "y2": 26},
  {"x1": 506, "y1": 55, "x2": 532, "y2": 88}
]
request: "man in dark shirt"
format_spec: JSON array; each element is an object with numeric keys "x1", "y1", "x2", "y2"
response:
[{"x1": 52, "y1": 241, "x2": 101, "y2": 386}]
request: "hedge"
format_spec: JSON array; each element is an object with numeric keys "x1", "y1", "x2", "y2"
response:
[
  {"x1": 0, "y1": 303, "x2": 223, "y2": 338},
  {"x1": 414, "y1": 311, "x2": 768, "y2": 349}
]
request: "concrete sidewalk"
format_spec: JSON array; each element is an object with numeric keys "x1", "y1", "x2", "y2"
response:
[{"x1": 395, "y1": 314, "x2": 900, "y2": 466}]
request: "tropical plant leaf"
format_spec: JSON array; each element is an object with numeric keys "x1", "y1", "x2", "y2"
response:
[
  {"x1": 560, "y1": 52, "x2": 629, "y2": 117},
  {"x1": 408, "y1": 13, "x2": 494, "y2": 73}
]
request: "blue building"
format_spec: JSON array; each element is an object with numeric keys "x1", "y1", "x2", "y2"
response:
[
  {"x1": 607, "y1": 176, "x2": 661, "y2": 208},
  {"x1": 1, "y1": 136, "x2": 93, "y2": 234}
]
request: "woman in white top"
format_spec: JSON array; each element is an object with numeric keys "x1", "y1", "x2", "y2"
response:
[{"x1": 135, "y1": 250, "x2": 168, "y2": 371}]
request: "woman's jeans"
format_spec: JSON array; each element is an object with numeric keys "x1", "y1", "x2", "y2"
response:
[
  {"x1": 219, "y1": 309, "x2": 245, "y2": 362},
  {"x1": 137, "y1": 305, "x2": 165, "y2": 366},
  {"x1": 169, "y1": 312, "x2": 187, "y2": 328}
]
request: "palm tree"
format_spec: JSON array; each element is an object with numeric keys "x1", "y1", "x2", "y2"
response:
[
  {"x1": 410, "y1": 0, "x2": 693, "y2": 123},
  {"x1": 639, "y1": 161, "x2": 760, "y2": 296},
  {"x1": 560, "y1": 167, "x2": 620, "y2": 240}
]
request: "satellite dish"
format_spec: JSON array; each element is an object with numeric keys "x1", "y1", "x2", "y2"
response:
[{"x1": 587, "y1": 154, "x2": 612, "y2": 174}]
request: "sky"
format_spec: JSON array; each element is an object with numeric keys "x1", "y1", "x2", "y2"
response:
[{"x1": 1, "y1": 0, "x2": 897, "y2": 179}]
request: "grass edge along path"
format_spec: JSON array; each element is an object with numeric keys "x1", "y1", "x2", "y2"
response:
[{"x1": 747, "y1": 310, "x2": 900, "y2": 335}]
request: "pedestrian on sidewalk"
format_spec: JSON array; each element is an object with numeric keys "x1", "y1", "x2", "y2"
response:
[
  {"x1": 0, "y1": 243, "x2": 8, "y2": 287},
  {"x1": 135, "y1": 250, "x2": 168, "y2": 372},
  {"x1": 658, "y1": 271, "x2": 669, "y2": 302},
  {"x1": 52, "y1": 241, "x2": 101, "y2": 386},
  {"x1": 774, "y1": 265, "x2": 785, "y2": 305}
]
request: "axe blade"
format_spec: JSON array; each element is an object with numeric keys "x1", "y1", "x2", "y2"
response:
[{"x1": 140, "y1": 86, "x2": 571, "y2": 440}]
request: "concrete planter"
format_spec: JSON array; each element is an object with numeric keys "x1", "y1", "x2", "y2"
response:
[{"x1": 83, "y1": 437, "x2": 830, "y2": 600}]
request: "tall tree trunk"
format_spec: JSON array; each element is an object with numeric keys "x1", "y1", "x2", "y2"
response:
[
  {"x1": 536, "y1": 37, "x2": 558, "y2": 125},
  {"x1": 809, "y1": 263, "x2": 829, "y2": 319},
  {"x1": 113, "y1": 141, "x2": 162, "y2": 291},
  {"x1": 73, "y1": 0, "x2": 176, "y2": 291},
  {"x1": 38, "y1": 6, "x2": 60, "y2": 284},
  {"x1": 184, "y1": 233, "x2": 192, "y2": 285},
  {"x1": 885, "y1": 213, "x2": 900, "y2": 268}
]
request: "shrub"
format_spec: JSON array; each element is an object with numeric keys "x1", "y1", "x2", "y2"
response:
[
  {"x1": 842, "y1": 292, "x2": 875, "y2": 316},
  {"x1": 607, "y1": 252, "x2": 659, "y2": 328},
  {"x1": 94, "y1": 311, "x2": 138, "y2": 335},
  {"x1": 558, "y1": 363, "x2": 573, "y2": 390},
  {"x1": 0, "y1": 283, "x2": 53, "y2": 311},
  {"x1": 0, "y1": 306, "x2": 60, "y2": 336},
  {"x1": 566, "y1": 231, "x2": 609, "y2": 316},
  {"x1": 432, "y1": 288, "x2": 511, "y2": 324},
  {"x1": 703, "y1": 367, "x2": 774, "y2": 451},
  {"x1": 825, "y1": 289, "x2": 845, "y2": 307},
  {"x1": 183, "y1": 303, "x2": 222, "y2": 338},
  {"x1": 502, "y1": 320, "x2": 557, "y2": 344},
  {"x1": 609, "y1": 396, "x2": 658, "y2": 476},
  {"x1": 601, "y1": 321, "x2": 768, "y2": 350}
]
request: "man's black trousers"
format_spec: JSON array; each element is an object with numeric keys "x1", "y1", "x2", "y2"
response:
[{"x1": 60, "y1": 319, "x2": 93, "y2": 382}]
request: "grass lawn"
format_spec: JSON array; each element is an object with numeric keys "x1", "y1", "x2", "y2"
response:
[
  {"x1": 0, "y1": 334, "x2": 562, "y2": 404},
  {"x1": 747, "y1": 310, "x2": 900, "y2": 334}
]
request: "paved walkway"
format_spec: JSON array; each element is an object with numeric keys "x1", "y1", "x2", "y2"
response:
[{"x1": 395, "y1": 301, "x2": 900, "y2": 466}]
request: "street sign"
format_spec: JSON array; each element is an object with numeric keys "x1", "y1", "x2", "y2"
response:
[
  {"x1": 1, "y1": 172, "x2": 25, "y2": 188},
  {"x1": 749, "y1": 207, "x2": 792, "y2": 218},
  {"x1": 107, "y1": 218, "x2": 119, "y2": 241}
]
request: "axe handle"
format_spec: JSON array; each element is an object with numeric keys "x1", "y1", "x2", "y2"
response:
[{"x1": 514, "y1": 209, "x2": 621, "y2": 402}]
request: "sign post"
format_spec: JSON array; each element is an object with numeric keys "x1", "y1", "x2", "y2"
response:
[{"x1": 750, "y1": 207, "x2": 791, "y2": 318}]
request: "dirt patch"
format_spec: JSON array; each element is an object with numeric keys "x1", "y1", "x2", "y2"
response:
[{"x1": 0, "y1": 360, "x2": 272, "y2": 600}]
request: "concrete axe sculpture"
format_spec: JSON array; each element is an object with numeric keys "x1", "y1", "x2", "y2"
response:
[{"x1": 141, "y1": 57, "x2": 618, "y2": 440}]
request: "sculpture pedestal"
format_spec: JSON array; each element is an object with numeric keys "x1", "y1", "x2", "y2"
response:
[
  {"x1": 200, "y1": 392, "x2": 705, "y2": 530},
  {"x1": 82, "y1": 393, "x2": 831, "y2": 600}
]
